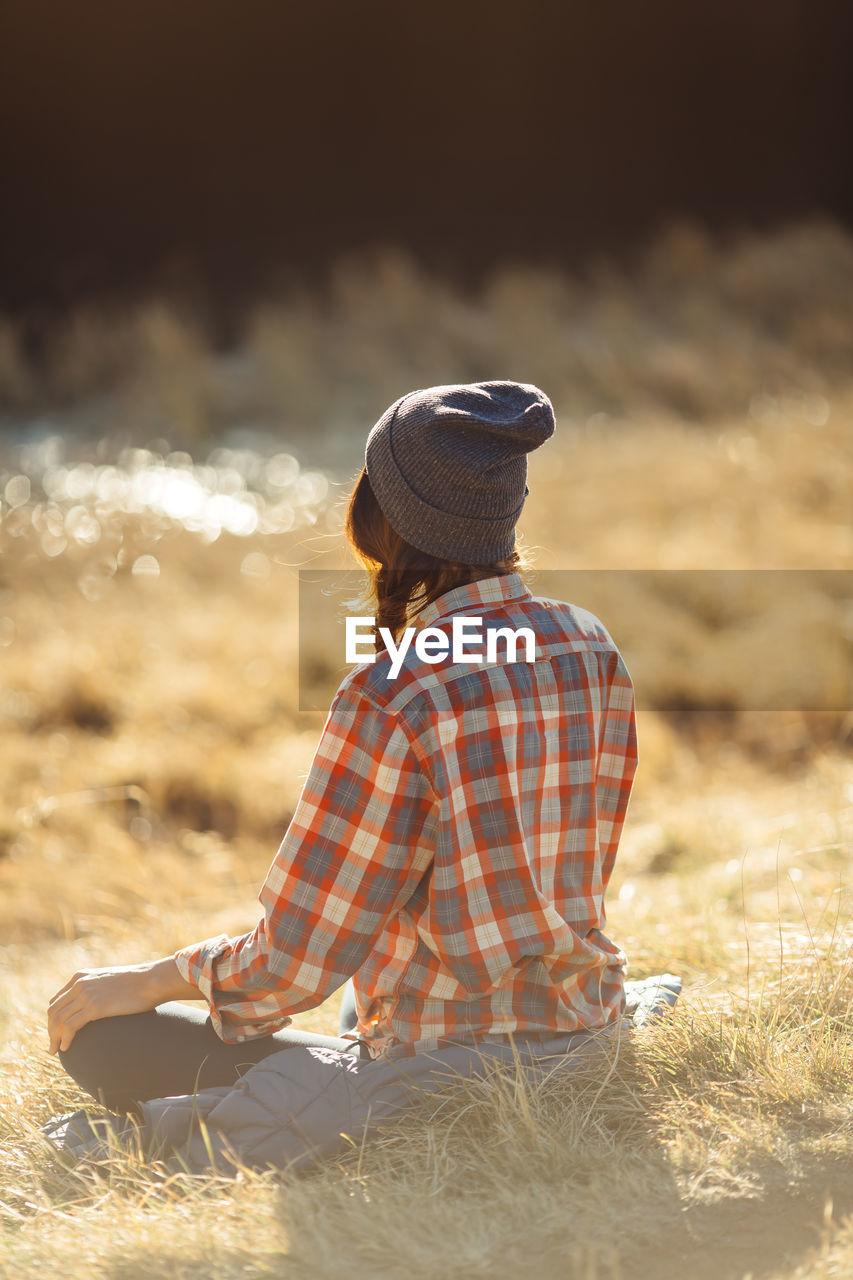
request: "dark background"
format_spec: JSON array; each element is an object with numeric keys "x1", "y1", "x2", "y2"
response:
[{"x1": 2, "y1": 0, "x2": 852, "y2": 318}]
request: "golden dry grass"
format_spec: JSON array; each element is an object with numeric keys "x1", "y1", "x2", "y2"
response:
[{"x1": 1, "y1": 221, "x2": 852, "y2": 1278}]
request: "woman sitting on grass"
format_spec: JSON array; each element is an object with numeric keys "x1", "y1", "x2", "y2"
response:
[{"x1": 46, "y1": 381, "x2": 640, "y2": 1161}]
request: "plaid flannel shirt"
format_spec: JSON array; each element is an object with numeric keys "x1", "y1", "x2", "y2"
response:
[{"x1": 174, "y1": 572, "x2": 638, "y2": 1060}]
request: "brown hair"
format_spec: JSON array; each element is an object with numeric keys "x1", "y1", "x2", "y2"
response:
[{"x1": 344, "y1": 467, "x2": 525, "y2": 653}]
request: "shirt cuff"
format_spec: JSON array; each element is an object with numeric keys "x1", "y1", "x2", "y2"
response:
[
  {"x1": 173, "y1": 933, "x2": 232, "y2": 1007},
  {"x1": 173, "y1": 934, "x2": 295, "y2": 1043}
]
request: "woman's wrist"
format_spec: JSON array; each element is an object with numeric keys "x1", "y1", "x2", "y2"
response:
[{"x1": 144, "y1": 955, "x2": 203, "y2": 1005}]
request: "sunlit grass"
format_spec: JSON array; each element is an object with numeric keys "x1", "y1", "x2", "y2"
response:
[{"x1": 1, "y1": 220, "x2": 852, "y2": 1277}]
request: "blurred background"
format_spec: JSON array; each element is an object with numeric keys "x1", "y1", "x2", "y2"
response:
[
  {"x1": 3, "y1": 1, "x2": 853, "y2": 311},
  {"x1": 2, "y1": 15, "x2": 853, "y2": 1272},
  {"x1": 0, "y1": 1, "x2": 851, "y2": 948}
]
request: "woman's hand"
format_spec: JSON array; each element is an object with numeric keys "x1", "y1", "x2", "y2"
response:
[{"x1": 47, "y1": 956, "x2": 200, "y2": 1054}]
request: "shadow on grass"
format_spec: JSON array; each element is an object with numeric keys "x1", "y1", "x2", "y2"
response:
[
  {"x1": 628, "y1": 1157, "x2": 853, "y2": 1280},
  {"x1": 268, "y1": 1044, "x2": 853, "y2": 1280},
  {"x1": 97, "y1": 1156, "x2": 853, "y2": 1280},
  {"x1": 39, "y1": 1036, "x2": 853, "y2": 1280}
]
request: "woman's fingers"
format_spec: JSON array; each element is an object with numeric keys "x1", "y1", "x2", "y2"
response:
[
  {"x1": 47, "y1": 983, "x2": 88, "y2": 1053},
  {"x1": 46, "y1": 965, "x2": 160, "y2": 1055},
  {"x1": 47, "y1": 973, "x2": 92, "y2": 1024},
  {"x1": 48, "y1": 995, "x2": 78, "y2": 1053},
  {"x1": 49, "y1": 999, "x2": 89, "y2": 1054},
  {"x1": 48, "y1": 970, "x2": 86, "y2": 1007},
  {"x1": 55, "y1": 1005, "x2": 93, "y2": 1053},
  {"x1": 47, "y1": 973, "x2": 106, "y2": 1054},
  {"x1": 48, "y1": 977, "x2": 87, "y2": 1019}
]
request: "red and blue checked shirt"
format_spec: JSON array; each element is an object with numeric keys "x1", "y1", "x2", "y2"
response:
[{"x1": 174, "y1": 572, "x2": 638, "y2": 1060}]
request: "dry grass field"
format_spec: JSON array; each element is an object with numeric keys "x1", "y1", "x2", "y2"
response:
[{"x1": 0, "y1": 220, "x2": 851, "y2": 1279}]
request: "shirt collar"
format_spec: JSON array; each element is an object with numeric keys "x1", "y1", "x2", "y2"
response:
[{"x1": 412, "y1": 572, "x2": 532, "y2": 629}]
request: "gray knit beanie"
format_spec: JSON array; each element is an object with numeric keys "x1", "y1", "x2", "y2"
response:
[{"x1": 364, "y1": 380, "x2": 555, "y2": 564}]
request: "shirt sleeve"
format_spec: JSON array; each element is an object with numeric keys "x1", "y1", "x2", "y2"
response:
[
  {"x1": 595, "y1": 651, "x2": 638, "y2": 886},
  {"x1": 173, "y1": 680, "x2": 436, "y2": 1042}
]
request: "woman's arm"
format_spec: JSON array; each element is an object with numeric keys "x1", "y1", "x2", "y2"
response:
[
  {"x1": 47, "y1": 956, "x2": 202, "y2": 1054},
  {"x1": 172, "y1": 681, "x2": 435, "y2": 1043},
  {"x1": 48, "y1": 680, "x2": 434, "y2": 1051}
]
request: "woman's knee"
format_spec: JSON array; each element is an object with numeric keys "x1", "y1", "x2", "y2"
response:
[
  {"x1": 57, "y1": 1018, "x2": 113, "y2": 1102},
  {"x1": 57, "y1": 1011, "x2": 159, "y2": 1109}
]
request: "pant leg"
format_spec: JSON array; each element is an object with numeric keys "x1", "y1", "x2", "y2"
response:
[
  {"x1": 338, "y1": 978, "x2": 359, "y2": 1035},
  {"x1": 58, "y1": 1001, "x2": 365, "y2": 1114},
  {"x1": 143, "y1": 1029, "x2": 613, "y2": 1174}
]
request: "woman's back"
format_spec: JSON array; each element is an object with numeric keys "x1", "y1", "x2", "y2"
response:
[{"x1": 345, "y1": 571, "x2": 637, "y2": 1058}]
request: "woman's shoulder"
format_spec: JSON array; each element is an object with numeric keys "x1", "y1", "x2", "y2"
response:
[
  {"x1": 525, "y1": 592, "x2": 620, "y2": 653},
  {"x1": 328, "y1": 653, "x2": 414, "y2": 717}
]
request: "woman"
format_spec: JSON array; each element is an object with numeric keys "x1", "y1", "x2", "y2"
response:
[{"x1": 47, "y1": 381, "x2": 640, "y2": 1156}]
